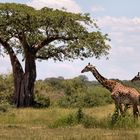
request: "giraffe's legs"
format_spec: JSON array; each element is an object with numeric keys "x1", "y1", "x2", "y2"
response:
[
  {"x1": 133, "y1": 103, "x2": 139, "y2": 120},
  {"x1": 123, "y1": 104, "x2": 131, "y2": 114},
  {"x1": 114, "y1": 100, "x2": 124, "y2": 115},
  {"x1": 111, "y1": 92, "x2": 124, "y2": 115},
  {"x1": 119, "y1": 103, "x2": 124, "y2": 115},
  {"x1": 114, "y1": 102, "x2": 119, "y2": 114}
]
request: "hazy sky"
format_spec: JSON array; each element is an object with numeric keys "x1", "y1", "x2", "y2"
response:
[{"x1": 0, "y1": 0, "x2": 140, "y2": 81}]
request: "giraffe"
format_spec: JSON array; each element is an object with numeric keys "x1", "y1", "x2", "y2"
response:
[{"x1": 81, "y1": 63, "x2": 140, "y2": 119}]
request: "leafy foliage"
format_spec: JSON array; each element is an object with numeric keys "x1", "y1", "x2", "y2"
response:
[
  {"x1": 1, "y1": 73, "x2": 140, "y2": 108},
  {"x1": 34, "y1": 93, "x2": 50, "y2": 108},
  {"x1": 33, "y1": 76, "x2": 140, "y2": 108},
  {"x1": 0, "y1": 74, "x2": 13, "y2": 104},
  {"x1": 0, "y1": 3, "x2": 110, "y2": 61}
]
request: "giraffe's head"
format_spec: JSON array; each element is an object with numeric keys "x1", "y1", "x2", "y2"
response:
[{"x1": 81, "y1": 63, "x2": 96, "y2": 73}]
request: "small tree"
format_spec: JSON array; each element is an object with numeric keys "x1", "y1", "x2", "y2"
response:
[{"x1": 0, "y1": 3, "x2": 110, "y2": 107}]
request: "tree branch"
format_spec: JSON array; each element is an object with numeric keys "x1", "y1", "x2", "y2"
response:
[
  {"x1": 18, "y1": 33, "x2": 30, "y2": 49},
  {"x1": 35, "y1": 46, "x2": 67, "y2": 61},
  {"x1": 0, "y1": 38, "x2": 15, "y2": 61},
  {"x1": 0, "y1": 38, "x2": 12, "y2": 55},
  {"x1": 34, "y1": 35, "x2": 78, "y2": 52},
  {"x1": 18, "y1": 32, "x2": 36, "y2": 57},
  {"x1": 0, "y1": 37, "x2": 24, "y2": 73},
  {"x1": 35, "y1": 55, "x2": 50, "y2": 60},
  {"x1": 36, "y1": 54, "x2": 62, "y2": 61}
]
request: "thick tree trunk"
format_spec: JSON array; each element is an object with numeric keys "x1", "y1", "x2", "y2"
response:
[
  {"x1": 13, "y1": 68, "x2": 24, "y2": 107},
  {"x1": 23, "y1": 53, "x2": 36, "y2": 107},
  {"x1": 13, "y1": 53, "x2": 36, "y2": 107},
  {"x1": 1, "y1": 40, "x2": 37, "y2": 107}
]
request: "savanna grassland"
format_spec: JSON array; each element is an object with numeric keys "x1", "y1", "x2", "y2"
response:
[
  {"x1": 1, "y1": 74, "x2": 140, "y2": 140},
  {"x1": 0, "y1": 105, "x2": 140, "y2": 140}
]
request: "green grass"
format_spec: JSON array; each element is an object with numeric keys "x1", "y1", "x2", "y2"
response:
[{"x1": 0, "y1": 104, "x2": 140, "y2": 140}]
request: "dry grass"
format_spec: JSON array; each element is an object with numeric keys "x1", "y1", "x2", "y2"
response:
[
  {"x1": 0, "y1": 104, "x2": 140, "y2": 140},
  {"x1": 84, "y1": 104, "x2": 114, "y2": 119},
  {"x1": 0, "y1": 125, "x2": 140, "y2": 140}
]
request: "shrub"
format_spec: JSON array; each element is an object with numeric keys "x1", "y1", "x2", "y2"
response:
[
  {"x1": 0, "y1": 103, "x2": 12, "y2": 112},
  {"x1": 82, "y1": 86, "x2": 112, "y2": 107},
  {"x1": 76, "y1": 107, "x2": 84, "y2": 123},
  {"x1": 34, "y1": 93, "x2": 50, "y2": 108},
  {"x1": 50, "y1": 108, "x2": 85, "y2": 128},
  {"x1": 50, "y1": 113, "x2": 77, "y2": 128},
  {"x1": 58, "y1": 86, "x2": 112, "y2": 108},
  {"x1": 0, "y1": 104, "x2": 7, "y2": 112},
  {"x1": 82, "y1": 113, "x2": 140, "y2": 129},
  {"x1": 108, "y1": 113, "x2": 139, "y2": 129},
  {"x1": 0, "y1": 74, "x2": 14, "y2": 105},
  {"x1": 82, "y1": 115, "x2": 99, "y2": 128}
]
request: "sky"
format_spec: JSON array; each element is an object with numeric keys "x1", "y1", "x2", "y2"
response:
[{"x1": 0, "y1": 0, "x2": 140, "y2": 81}]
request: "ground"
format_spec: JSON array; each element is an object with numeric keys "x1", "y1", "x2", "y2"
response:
[{"x1": 0, "y1": 104, "x2": 140, "y2": 140}]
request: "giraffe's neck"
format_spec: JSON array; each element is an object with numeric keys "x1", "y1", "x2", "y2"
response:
[{"x1": 91, "y1": 68, "x2": 116, "y2": 92}]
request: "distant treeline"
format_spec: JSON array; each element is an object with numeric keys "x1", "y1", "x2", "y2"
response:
[{"x1": 0, "y1": 74, "x2": 140, "y2": 108}]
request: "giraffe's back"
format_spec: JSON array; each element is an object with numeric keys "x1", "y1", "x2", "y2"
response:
[{"x1": 112, "y1": 83, "x2": 140, "y2": 105}]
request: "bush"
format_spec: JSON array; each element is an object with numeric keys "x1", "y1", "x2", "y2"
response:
[
  {"x1": 58, "y1": 95, "x2": 80, "y2": 108},
  {"x1": 50, "y1": 108, "x2": 85, "y2": 128},
  {"x1": 82, "y1": 86, "x2": 112, "y2": 107},
  {"x1": 82, "y1": 115, "x2": 99, "y2": 128},
  {"x1": 0, "y1": 74, "x2": 14, "y2": 105},
  {"x1": 34, "y1": 93, "x2": 50, "y2": 108},
  {"x1": 76, "y1": 107, "x2": 84, "y2": 123},
  {"x1": 58, "y1": 86, "x2": 112, "y2": 108},
  {"x1": 0, "y1": 103, "x2": 12, "y2": 112},
  {"x1": 0, "y1": 105, "x2": 7, "y2": 112},
  {"x1": 35, "y1": 76, "x2": 112, "y2": 108},
  {"x1": 50, "y1": 113, "x2": 77, "y2": 128}
]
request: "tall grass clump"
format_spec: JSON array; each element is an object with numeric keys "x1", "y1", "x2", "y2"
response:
[
  {"x1": 108, "y1": 112, "x2": 140, "y2": 129},
  {"x1": 50, "y1": 108, "x2": 85, "y2": 128},
  {"x1": 49, "y1": 112, "x2": 77, "y2": 128},
  {"x1": 0, "y1": 104, "x2": 8, "y2": 112},
  {"x1": 82, "y1": 113, "x2": 140, "y2": 129},
  {"x1": 0, "y1": 103, "x2": 13, "y2": 113}
]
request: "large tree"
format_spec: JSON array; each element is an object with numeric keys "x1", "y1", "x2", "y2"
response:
[{"x1": 0, "y1": 3, "x2": 110, "y2": 107}]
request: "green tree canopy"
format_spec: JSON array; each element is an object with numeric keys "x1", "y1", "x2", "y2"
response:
[{"x1": 0, "y1": 3, "x2": 110, "y2": 60}]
